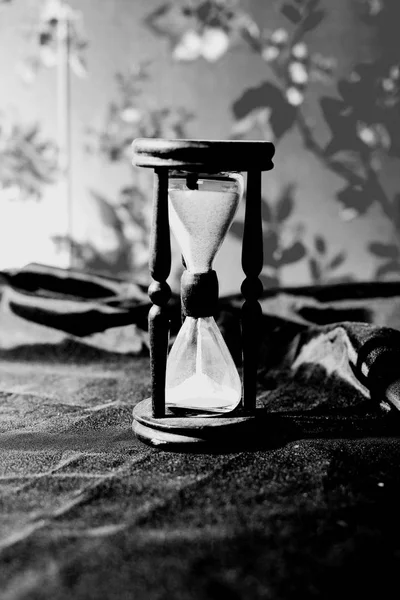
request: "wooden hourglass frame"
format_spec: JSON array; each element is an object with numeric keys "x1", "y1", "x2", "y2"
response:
[{"x1": 131, "y1": 139, "x2": 275, "y2": 449}]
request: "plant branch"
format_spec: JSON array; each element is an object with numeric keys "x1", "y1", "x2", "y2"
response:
[{"x1": 240, "y1": 2, "x2": 395, "y2": 236}]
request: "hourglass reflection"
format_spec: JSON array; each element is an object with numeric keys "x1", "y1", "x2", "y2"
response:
[
  {"x1": 166, "y1": 172, "x2": 243, "y2": 413},
  {"x1": 131, "y1": 139, "x2": 275, "y2": 449}
]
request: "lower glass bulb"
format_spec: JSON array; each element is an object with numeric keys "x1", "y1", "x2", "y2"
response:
[{"x1": 165, "y1": 316, "x2": 242, "y2": 414}]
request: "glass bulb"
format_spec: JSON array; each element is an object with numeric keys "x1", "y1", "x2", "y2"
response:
[
  {"x1": 168, "y1": 172, "x2": 243, "y2": 272},
  {"x1": 166, "y1": 171, "x2": 244, "y2": 415},
  {"x1": 166, "y1": 317, "x2": 242, "y2": 414}
]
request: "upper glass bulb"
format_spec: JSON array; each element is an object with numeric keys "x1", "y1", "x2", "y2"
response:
[{"x1": 168, "y1": 172, "x2": 244, "y2": 273}]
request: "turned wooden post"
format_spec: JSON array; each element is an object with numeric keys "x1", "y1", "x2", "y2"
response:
[
  {"x1": 181, "y1": 255, "x2": 187, "y2": 324},
  {"x1": 241, "y1": 170, "x2": 264, "y2": 413},
  {"x1": 148, "y1": 168, "x2": 171, "y2": 417}
]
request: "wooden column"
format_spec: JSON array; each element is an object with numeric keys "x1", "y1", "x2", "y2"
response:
[
  {"x1": 241, "y1": 170, "x2": 264, "y2": 413},
  {"x1": 181, "y1": 254, "x2": 187, "y2": 324},
  {"x1": 148, "y1": 168, "x2": 171, "y2": 417}
]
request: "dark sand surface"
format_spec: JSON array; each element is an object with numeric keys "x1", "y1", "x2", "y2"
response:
[{"x1": 1, "y1": 278, "x2": 400, "y2": 598}]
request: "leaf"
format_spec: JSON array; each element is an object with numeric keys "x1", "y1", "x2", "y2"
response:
[
  {"x1": 319, "y1": 97, "x2": 361, "y2": 155},
  {"x1": 231, "y1": 11, "x2": 261, "y2": 46},
  {"x1": 90, "y1": 190, "x2": 124, "y2": 234},
  {"x1": 328, "y1": 154, "x2": 365, "y2": 182},
  {"x1": 324, "y1": 131, "x2": 362, "y2": 157},
  {"x1": 307, "y1": 0, "x2": 321, "y2": 9},
  {"x1": 279, "y1": 241, "x2": 306, "y2": 265},
  {"x1": 319, "y1": 97, "x2": 349, "y2": 131},
  {"x1": 336, "y1": 67, "x2": 378, "y2": 121},
  {"x1": 337, "y1": 79, "x2": 358, "y2": 106},
  {"x1": 231, "y1": 108, "x2": 273, "y2": 140},
  {"x1": 309, "y1": 257, "x2": 321, "y2": 282},
  {"x1": 328, "y1": 252, "x2": 346, "y2": 270},
  {"x1": 52, "y1": 235, "x2": 88, "y2": 264},
  {"x1": 144, "y1": 3, "x2": 195, "y2": 43},
  {"x1": 259, "y1": 273, "x2": 280, "y2": 289},
  {"x1": 302, "y1": 8, "x2": 325, "y2": 31},
  {"x1": 232, "y1": 82, "x2": 296, "y2": 140},
  {"x1": 196, "y1": 2, "x2": 214, "y2": 23},
  {"x1": 232, "y1": 82, "x2": 283, "y2": 120},
  {"x1": 375, "y1": 261, "x2": 400, "y2": 280},
  {"x1": 275, "y1": 185, "x2": 295, "y2": 222},
  {"x1": 24, "y1": 124, "x2": 40, "y2": 143},
  {"x1": 281, "y1": 4, "x2": 302, "y2": 23},
  {"x1": 263, "y1": 231, "x2": 279, "y2": 266},
  {"x1": 231, "y1": 112, "x2": 261, "y2": 137},
  {"x1": 118, "y1": 186, "x2": 149, "y2": 230},
  {"x1": 368, "y1": 242, "x2": 399, "y2": 259},
  {"x1": 270, "y1": 102, "x2": 297, "y2": 140},
  {"x1": 261, "y1": 198, "x2": 273, "y2": 223},
  {"x1": 336, "y1": 186, "x2": 372, "y2": 216},
  {"x1": 314, "y1": 235, "x2": 326, "y2": 255}
]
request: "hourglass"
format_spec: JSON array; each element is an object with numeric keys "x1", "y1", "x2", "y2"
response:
[
  {"x1": 166, "y1": 170, "x2": 243, "y2": 414},
  {"x1": 131, "y1": 139, "x2": 275, "y2": 448}
]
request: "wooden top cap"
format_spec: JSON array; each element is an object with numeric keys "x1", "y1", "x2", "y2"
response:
[{"x1": 131, "y1": 138, "x2": 275, "y2": 172}]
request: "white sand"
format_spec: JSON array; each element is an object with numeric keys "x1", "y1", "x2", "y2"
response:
[
  {"x1": 166, "y1": 371, "x2": 240, "y2": 412},
  {"x1": 168, "y1": 188, "x2": 241, "y2": 272}
]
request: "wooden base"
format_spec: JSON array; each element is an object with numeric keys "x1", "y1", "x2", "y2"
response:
[
  {"x1": 132, "y1": 398, "x2": 256, "y2": 450},
  {"x1": 132, "y1": 398, "x2": 400, "y2": 452}
]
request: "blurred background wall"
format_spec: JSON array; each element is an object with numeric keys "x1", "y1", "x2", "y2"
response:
[{"x1": 0, "y1": 0, "x2": 398, "y2": 294}]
